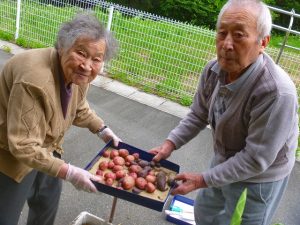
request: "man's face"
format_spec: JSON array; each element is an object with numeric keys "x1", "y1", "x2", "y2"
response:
[
  {"x1": 216, "y1": 6, "x2": 267, "y2": 77},
  {"x1": 59, "y1": 38, "x2": 106, "y2": 85}
]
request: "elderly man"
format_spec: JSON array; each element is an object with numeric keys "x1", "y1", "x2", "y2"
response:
[
  {"x1": 0, "y1": 13, "x2": 121, "y2": 225},
  {"x1": 150, "y1": 0, "x2": 298, "y2": 224}
]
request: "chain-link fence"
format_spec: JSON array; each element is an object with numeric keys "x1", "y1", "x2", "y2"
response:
[{"x1": 0, "y1": 0, "x2": 299, "y2": 105}]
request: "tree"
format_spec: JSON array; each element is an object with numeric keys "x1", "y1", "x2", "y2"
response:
[{"x1": 107, "y1": 0, "x2": 300, "y2": 31}]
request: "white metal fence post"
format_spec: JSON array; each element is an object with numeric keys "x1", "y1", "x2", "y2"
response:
[
  {"x1": 100, "y1": 5, "x2": 114, "y2": 75},
  {"x1": 276, "y1": 9, "x2": 295, "y2": 64},
  {"x1": 15, "y1": 0, "x2": 22, "y2": 40},
  {"x1": 107, "y1": 6, "x2": 114, "y2": 31}
]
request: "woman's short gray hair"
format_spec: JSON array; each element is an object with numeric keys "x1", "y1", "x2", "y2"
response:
[
  {"x1": 216, "y1": 0, "x2": 272, "y2": 41},
  {"x1": 55, "y1": 12, "x2": 119, "y2": 62}
]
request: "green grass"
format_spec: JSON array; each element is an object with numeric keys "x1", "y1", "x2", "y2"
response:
[
  {"x1": 0, "y1": 45, "x2": 11, "y2": 53},
  {"x1": 296, "y1": 147, "x2": 300, "y2": 161},
  {"x1": 0, "y1": 0, "x2": 215, "y2": 105},
  {"x1": 269, "y1": 34, "x2": 300, "y2": 50},
  {"x1": 0, "y1": 30, "x2": 14, "y2": 41}
]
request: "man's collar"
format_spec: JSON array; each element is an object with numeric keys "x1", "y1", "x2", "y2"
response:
[{"x1": 212, "y1": 54, "x2": 264, "y2": 91}]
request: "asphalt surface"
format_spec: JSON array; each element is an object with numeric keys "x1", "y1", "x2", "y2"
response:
[{"x1": 0, "y1": 48, "x2": 299, "y2": 225}]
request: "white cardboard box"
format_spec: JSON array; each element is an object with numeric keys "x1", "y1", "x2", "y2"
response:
[{"x1": 70, "y1": 211, "x2": 113, "y2": 225}]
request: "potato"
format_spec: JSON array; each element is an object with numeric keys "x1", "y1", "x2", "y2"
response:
[
  {"x1": 115, "y1": 170, "x2": 126, "y2": 180},
  {"x1": 138, "y1": 160, "x2": 150, "y2": 168},
  {"x1": 137, "y1": 169, "x2": 148, "y2": 178},
  {"x1": 105, "y1": 177, "x2": 114, "y2": 186},
  {"x1": 110, "y1": 149, "x2": 119, "y2": 159},
  {"x1": 113, "y1": 156, "x2": 125, "y2": 166},
  {"x1": 135, "y1": 177, "x2": 147, "y2": 190},
  {"x1": 104, "y1": 172, "x2": 116, "y2": 180},
  {"x1": 118, "y1": 149, "x2": 129, "y2": 158},
  {"x1": 122, "y1": 176, "x2": 135, "y2": 190},
  {"x1": 125, "y1": 155, "x2": 135, "y2": 163},
  {"x1": 102, "y1": 150, "x2": 110, "y2": 158},
  {"x1": 128, "y1": 172, "x2": 138, "y2": 179},
  {"x1": 148, "y1": 170, "x2": 155, "y2": 176},
  {"x1": 156, "y1": 171, "x2": 167, "y2": 191},
  {"x1": 132, "y1": 153, "x2": 140, "y2": 160},
  {"x1": 145, "y1": 182, "x2": 156, "y2": 193},
  {"x1": 145, "y1": 174, "x2": 156, "y2": 183},
  {"x1": 167, "y1": 173, "x2": 177, "y2": 187},
  {"x1": 96, "y1": 169, "x2": 103, "y2": 176},
  {"x1": 98, "y1": 161, "x2": 108, "y2": 171},
  {"x1": 144, "y1": 166, "x2": 152, "y2": 173},
  {"x1": 112, "y1": 165, "x2": 123, "y2": 173},
  {"x1": 150, "y1": 161, "x2": 161, "y2": 168},
  {"x1": 107, "y1": 161, "x2": 115, "y2": 169},
  {"x1": 132, "y1": 187, "x2": 142, "y2": 194},
  {"x1": 129, "y1": 164, "x2": 142, "y2": 174}
]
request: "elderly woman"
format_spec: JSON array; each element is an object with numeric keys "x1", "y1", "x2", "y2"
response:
[{"x1": 0, "y1": 13, "x2": 121, "y2": 225}]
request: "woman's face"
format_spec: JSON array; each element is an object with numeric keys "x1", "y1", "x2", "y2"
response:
[{"x1": 59, "y1": 37, "x2": 106, "y2": 85}]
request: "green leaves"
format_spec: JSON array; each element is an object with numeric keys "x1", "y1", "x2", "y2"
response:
[
  {"x1": 230, "y1": 188, "x2": 248, "y2": 225},
  {"x1": 158, "y1": 0, "x2": 226, "y2": 28}
]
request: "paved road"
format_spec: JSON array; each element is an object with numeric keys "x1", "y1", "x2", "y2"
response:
[{"x1": 0, "y1": 49, "x2": 299, "y2": 225}]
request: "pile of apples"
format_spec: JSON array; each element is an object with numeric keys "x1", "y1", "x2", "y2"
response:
[{"x1": 94, "y1": 148, "x2": 176, "y2": 195}]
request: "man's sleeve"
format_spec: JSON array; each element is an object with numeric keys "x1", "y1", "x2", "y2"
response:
[
  {"x1": 203, "y1": 93, "x2": 298, "y2": 187},
  {"x1": 167, "y1": 63, "x2": 213, "y2": 149}
]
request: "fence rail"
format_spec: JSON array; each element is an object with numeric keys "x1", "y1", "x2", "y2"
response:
[{"x1": 0, "y1": 0, "x2": 299, "y2": 105}]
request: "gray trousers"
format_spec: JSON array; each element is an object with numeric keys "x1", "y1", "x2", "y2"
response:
[
  {"x1": 0, "y1": 169, "x2": 62, "y2": 225},
  {"x1": 194, "y1": 176, "x2": 289, "y2": 225}
]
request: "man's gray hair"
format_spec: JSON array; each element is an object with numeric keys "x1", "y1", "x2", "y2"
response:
[
  {"x1": 216, "y1": 0, "x2": 272, "y2": 41},
  {"x1": 55, "y1": 12, "x2": 118, "y2": 62}
]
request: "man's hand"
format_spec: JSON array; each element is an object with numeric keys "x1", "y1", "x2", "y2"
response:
[
  {"x1": 148, "y1": 140, "x2": 176, "y2": 162},
  {"x1": 171, "y1": 173, "x2": 207, "y2": 195},
  {"x1": 65, "y1": 164, "x2": 101, "y2": 193},
  {"x1": 97, "y1": 127, "x2": 121, "y2": 147}
]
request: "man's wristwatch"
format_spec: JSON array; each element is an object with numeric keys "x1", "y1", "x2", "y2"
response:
[{"x1": 97, "y1": 125, "x2": 107, "y2": 138}]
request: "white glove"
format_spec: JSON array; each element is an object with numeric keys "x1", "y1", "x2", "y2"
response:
[
  {"x1": 65, "y1": 164, "x2": 99, "y2": 193},
  {"x1": 97, "y1": 126, "x2": 121, "y2": 147}
]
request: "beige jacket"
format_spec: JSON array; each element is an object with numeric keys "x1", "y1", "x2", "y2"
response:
[{"x1": 0, "y1": 48, "x2": 103, "y2": 182}]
